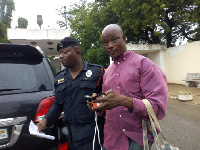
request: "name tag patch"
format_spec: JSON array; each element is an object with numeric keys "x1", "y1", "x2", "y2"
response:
[{"x1": 58, "y1": 78, "x2": 64, "y2": 84}]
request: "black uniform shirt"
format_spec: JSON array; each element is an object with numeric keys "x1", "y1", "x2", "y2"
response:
[{"x1": 44, "y1": 61, "x2": 104, "y2": 147}]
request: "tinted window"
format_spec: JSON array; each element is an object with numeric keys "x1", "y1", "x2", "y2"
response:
[{"x1": 0, "y1": 46, "x2": 53, "y2": 95}]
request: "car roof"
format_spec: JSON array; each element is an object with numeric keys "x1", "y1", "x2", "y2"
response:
[{"x1": 0, "y1": 43, "x2": 45, "y2": 59}]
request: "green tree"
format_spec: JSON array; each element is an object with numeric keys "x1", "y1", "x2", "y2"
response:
[
  {"x1": 95, "y1": 0, "x2": 110, "y2": 6},
  {"x1": 0, "y1": 22, "x2": 9, "y2": 43},
  {"x1": 56, "y1": 6, "x2": 68, "y2": 29},
  {"x1": 66, "y1": 0, "x2": 115, "y2": 67},
  {"x1": 17, "y1": 17, "x2": 28, "y2": 28},
  {"x1": 0, "y1": 0, "x2": 15, "y2": 28},
  {"x1": 0, "y1": 0, "x2": 14, "y2": 43},
  {"x1": 107, "y1": 0, "x2": 200, "y2": 47},
  {"x1": 58, "y1": 0, "x2": 199, "y2": 65}
]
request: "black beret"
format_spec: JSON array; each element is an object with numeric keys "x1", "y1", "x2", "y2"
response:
[{"x1": 57, "y1": 37, "x2": 80, "y2": 51}]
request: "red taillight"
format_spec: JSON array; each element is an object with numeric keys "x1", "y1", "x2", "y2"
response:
[
  {"x1": 58, "y1": 142, "x2": 68, "y2": 150},
  {"x1": 34, "y1": 96, "x2": 55, "y2": 122}
]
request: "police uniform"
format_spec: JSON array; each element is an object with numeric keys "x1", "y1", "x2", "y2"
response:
[{"x1": 45, "y1": 61, "x2": 105, "y2": 150}]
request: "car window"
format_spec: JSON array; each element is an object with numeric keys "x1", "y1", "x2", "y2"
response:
[{"x1": 0, "y1": 46, "x2": 53, "y2": 95}]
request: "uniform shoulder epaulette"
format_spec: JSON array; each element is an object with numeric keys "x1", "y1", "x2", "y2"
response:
[
  {"x1": 56, "y1": 68, "x2": 65, "y2": 76},
  {"x1": 88, "y1": 63, "x2": 104, "y2": 68}
]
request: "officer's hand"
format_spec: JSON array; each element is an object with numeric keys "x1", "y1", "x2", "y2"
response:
[
  {"x1": 36, "y1": 118, "x2": 48, "y2": 133},
  {"x1": 92, "y1": 89, "x2": 124, "y2": 111}
]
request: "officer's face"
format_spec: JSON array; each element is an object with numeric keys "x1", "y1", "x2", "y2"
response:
[
  {"x1": 59, "y1": 47, "x2": 78, "y2": 68},
  {"x1": 102, "y1": 27, "x2": 126, "y2": 60}
]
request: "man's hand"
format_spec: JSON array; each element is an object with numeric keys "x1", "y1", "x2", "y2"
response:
[
  {"x1": 91, "y1": 89, "x2": 133, "y2": 111},
  {"x1": 36, "y1": 118, "x2": 48, "y2": 133},
  {"x1": 87, "y1": 100, "x2": 94, "y2": 111},
  {"x1": 91, "y1": 90, "x2": 120, "y2": 111}
]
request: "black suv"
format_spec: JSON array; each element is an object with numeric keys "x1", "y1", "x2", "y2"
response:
[{"x1": 0, "y1": 44, "x2": 68, "y2": 150}]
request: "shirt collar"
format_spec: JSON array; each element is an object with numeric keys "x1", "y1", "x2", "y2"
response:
[
  {"x1": 82, "y1": 60, "x2": 88, "y2": 71},
  {"x1": 63, "y1": 60, "x2": 88, "y2": 74},
  {"x1": 113, "y1": 51, "x2": 134, "y2": 64}
]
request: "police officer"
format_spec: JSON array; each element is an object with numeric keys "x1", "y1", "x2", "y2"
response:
[{"x1": 37, "y1": 37, "x2": 105, "y2": 150}]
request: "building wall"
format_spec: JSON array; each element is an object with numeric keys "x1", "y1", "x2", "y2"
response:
[
  {"x1": 7, "y1": 28, "x2": 70, "y2": 40},
  {"x1": 164, "y1": 41, "x2": 200, "y2": 85},
  {"x1": 50, "y1": 58, "x2": 61, "y2": 74},
  {"x1": 127, "y1": 44, "x2": 166, "y2": 72},
  {"x1": 147, "y1": 50, "x2": 165, "y2": 73}
]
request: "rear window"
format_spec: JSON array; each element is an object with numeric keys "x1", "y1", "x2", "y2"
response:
[{"x1": 0, "y1": 45, "x2": 53, "y2": 95}]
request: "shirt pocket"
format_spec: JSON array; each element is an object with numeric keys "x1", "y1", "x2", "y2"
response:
[
  {"x1": 55, "y1": 82, "x2": 67, "y2": 104},
  {"x1": 80, "y1": 80, "x2": 97, "y2": 103},
  {"x1": 123, "y1": 74, "x2": 140, "y2": 95},
  {"x1": 80, "y1": 80, "x2": 96, "y2": 89}
]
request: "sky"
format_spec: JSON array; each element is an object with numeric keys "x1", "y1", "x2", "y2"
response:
[{"x1": 11, "y1": 0, "x2": 82, "y2": 29}]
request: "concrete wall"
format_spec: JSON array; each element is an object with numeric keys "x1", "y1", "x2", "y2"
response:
[
  {"x1": 7, "y1": 28, "x2": 70, "y2": 56},
  {"x1": 127, "y1": 44, "x2": 167, "y2": 72},
  {"x1": 110, "y1": 44, "x2": 167, "y2": 72},
  {"x1": 7, "y1": 28, "x2": 70, "y2": 40},
  {"x1": 147, "y1": 50, "x2": 165, "y2": 73},
  {"x1": 50, "y1": 58, "x2": 61, "y2": 74},
  {"x1": 164, "y1": 41, "x2": 200, "y2": 85}
]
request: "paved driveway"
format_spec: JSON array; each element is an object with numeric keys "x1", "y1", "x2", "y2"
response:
[
  {"x1": 151, "y1": 83, "x2": 200, "y2": 150},
  {"x1": 159, "y1": 96, "x2": 200, "y2": 150}
]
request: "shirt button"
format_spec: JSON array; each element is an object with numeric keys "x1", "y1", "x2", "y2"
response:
[
  {"x1": 123, "y1": 129, "x2": 125, "y2": 131},
  {"x1": 117, "y1": 86, "x2": 119, "y2": 88},
  {"x1": 118, "y1": 62, "x2": 120, "y2": 64},
  {"x1": 119, "y1": 115, "x2": 121, "y2": 117},
  {"x1": 117, "y1": 74, "x2": 119, "y2": 76}
]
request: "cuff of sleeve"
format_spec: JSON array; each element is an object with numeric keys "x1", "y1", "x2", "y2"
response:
[
  {"x1": 44, "y1": 115, "x2": 51, "y2": 127},
  {"x1": 128, "y1": 98, "x2": 135, "y2": 113},
  {"x1": 133, "y1": 97, "x2": 149, "y2": 116}
]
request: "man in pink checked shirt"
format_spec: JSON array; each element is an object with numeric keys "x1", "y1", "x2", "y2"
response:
[{"x1": 87, "y1": 24, "x2": 168, "y2": 150}]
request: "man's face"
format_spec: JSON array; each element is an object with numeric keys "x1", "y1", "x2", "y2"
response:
[
  {"x1": 102, "y1": 28, "x2": 126, "y2": 60},
  {"x1": 59, "y1": 47, "x2": 78, "y2": 68}
]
